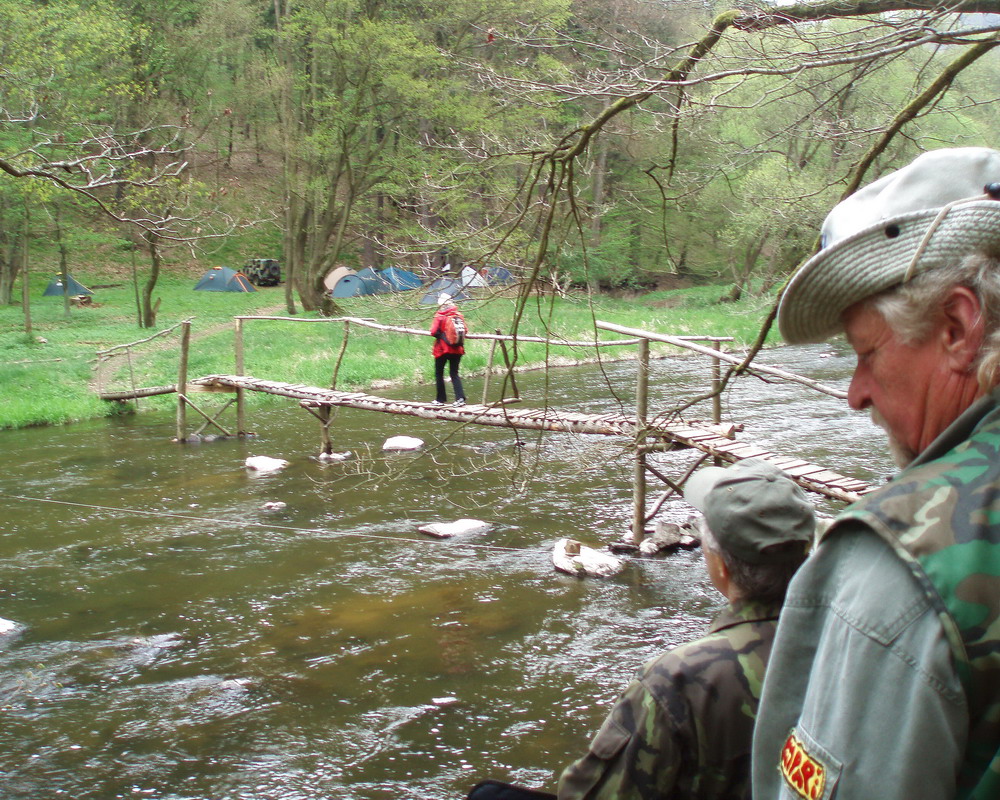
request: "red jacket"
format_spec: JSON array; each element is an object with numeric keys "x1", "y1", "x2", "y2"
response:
[{"x1": 430, "y1": 306, "x2": 466, "y2": 357}]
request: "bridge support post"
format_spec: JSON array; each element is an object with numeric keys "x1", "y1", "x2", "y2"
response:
[
  {"x1": 235, "y1": 318, "x2": 246, "y2": 436},
  {"x1": 176, "y1": 320, "x2": 191, "y2": 442},
  {"x1": 712, "y1": 338, "x2": 723, "y2": 466},
  {"x1": 631, "y1": 337, "x2": 650, "y2": 544},
  {"x1": 319, "y1": 406, "x2": 332, "y2": 454}
]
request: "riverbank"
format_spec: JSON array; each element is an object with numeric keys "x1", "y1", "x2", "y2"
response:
[{"x1": 0, "y1": 275, "x2": 778, "y2": 429}]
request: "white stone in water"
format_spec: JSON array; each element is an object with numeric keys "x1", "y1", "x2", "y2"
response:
[
  {"x1": 417, "y1": 519, "x2": 490, "y2": 539},
  {"x1": 262, "y1": 501, "x2": 287, "y2": 510},
  {"x1": 317, "y1": 450, "x2": 352, "y2": 462},
  {"x1": 552, "y1": 537, "x2": 624, "y2": 578},
  {"x1": 0, "y1": 617, "x2": 19, "y2": 635},
  {"x1": 245, "y1": 455, "x2": 289, "y2": 472},
  {"x1": 383, "y1": 435, "x2": 424, "y2": 452},
  {"x1": 432, "y1": 696, "x2": 460, "y2": 707}
]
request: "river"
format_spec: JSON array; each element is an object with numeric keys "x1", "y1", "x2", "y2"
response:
[{"x1": 0, "y1": 343, "x2": 893, "y2": 800}]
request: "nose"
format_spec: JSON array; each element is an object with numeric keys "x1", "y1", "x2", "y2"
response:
[{"x1": 847, "y1": 366, "x2": 870, "y2": 411}]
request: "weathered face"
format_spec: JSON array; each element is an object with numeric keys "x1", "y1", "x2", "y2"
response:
[{"x1": 842, "y1": 300, "x2": 977, "y2": 466}]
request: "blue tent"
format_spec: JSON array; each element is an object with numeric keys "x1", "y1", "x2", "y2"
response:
[
  {"x1": 356, "y1": 267, "x2": 391, "y2": 295},
  {"x1": 194, "y1": 266, "x2": 256, "y2": 292},
  {"x1": 483, "y1": 266, "x2": 515, "y2": 285},
  {"x1": 420, "y1": 278, "x2": 469, "y2": 305},
  {"x1": 43, "y1": 274, "x2": 92, "y2": 296},
  {"x1": 379, "y1": 266, "x2": 422, "y2": 291}
]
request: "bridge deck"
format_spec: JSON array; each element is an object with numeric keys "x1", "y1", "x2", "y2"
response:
[{"x1": 190, "y1": 374, "x2": 874, "y2": 503}]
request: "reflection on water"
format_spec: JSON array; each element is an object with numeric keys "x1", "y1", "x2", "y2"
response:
[{"x1": 0, "y1": 344, "x2": 892, "y2": 799}]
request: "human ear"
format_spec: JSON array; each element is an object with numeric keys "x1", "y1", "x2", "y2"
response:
[{"x1": 939, "y1": 285, "x2": 985, "y2": 372}]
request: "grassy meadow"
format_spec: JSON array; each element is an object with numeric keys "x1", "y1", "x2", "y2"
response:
[{"x1": 0, "y1": 268, "x2": 779, "y2": 429}]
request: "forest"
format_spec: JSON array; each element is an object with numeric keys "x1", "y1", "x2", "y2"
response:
[{"x1": 3, "y1": 0, "x2": 1000, "y2": 327}]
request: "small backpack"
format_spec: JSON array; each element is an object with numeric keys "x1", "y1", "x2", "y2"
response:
[{"x1": 442, "y1": 313, "x2": 466, "y2": 346}]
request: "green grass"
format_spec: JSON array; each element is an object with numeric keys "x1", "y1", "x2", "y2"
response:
[{"x1": 0, "y1": 271, "x2": 780, "y2": 429}]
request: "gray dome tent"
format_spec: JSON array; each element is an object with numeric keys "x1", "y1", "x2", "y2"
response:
[{"x1": 420, "y1": 278, "x2": 469, "y2": 304}]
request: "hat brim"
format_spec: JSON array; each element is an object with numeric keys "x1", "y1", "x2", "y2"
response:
[
  {"x1": 778, "y1": 200, "x2": 1000, "y2": 344},
  {"x1": 682, "y1": 466, "x2": 729, "y2": 513}
]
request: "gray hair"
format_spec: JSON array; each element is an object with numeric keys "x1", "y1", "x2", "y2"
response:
[
  {"x1": 868, "y1": 250, "x2": 1000, "y2": 390},
  {"x1": 701, "y1": 525, "x2": 806, "y2": 604}
]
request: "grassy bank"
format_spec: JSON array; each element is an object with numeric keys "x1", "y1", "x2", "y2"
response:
[{"x1": 0, "y1": 272, "x2": 779, "y2": 429}]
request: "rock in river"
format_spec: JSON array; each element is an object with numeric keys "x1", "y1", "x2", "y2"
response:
[
  {"x1": 383, "y1": 436, "x2": 424, "y2": 452},
  {"x1": 417, "y1": 519, "x2": 490, "y2": 539},
  {"x1": 552, "y1": 537, "x2": 624, "y2": 578},
  {"x1": 245, "y1": 455, "x2": 290, "y2": 472}
]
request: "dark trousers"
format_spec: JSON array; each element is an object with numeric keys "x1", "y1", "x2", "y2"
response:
[{"x1": 434, "y1": 353, "x2": 465, "y2": 402}]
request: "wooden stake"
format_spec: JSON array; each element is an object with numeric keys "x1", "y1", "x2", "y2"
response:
[
  {"x1": 176, "y1": 320, "x2": 191, "y2": 441},
  {"x1": 235, "y1": 317, "x2": 246, "y2": 435},
  {"x1": 631, "y1": 337, "x2": 649, "y2": 544}
]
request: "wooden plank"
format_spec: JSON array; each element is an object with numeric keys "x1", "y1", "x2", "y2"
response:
[{"x1": 184, "y1": 372, "x2": 874, "y2": 501}]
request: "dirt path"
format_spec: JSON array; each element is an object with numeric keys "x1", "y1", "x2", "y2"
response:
[{"x1": 91, "y1": 302, "x2": 290, "y2": 394}]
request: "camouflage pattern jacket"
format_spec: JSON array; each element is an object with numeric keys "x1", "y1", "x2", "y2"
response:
[{"x1": 557, "y1": 600, "x2": 781, "y2": 800}]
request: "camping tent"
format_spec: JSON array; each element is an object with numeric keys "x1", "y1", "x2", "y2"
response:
[
  {"x1": 42, "y1": 274, "x2": 92, "y2": 296},
  {"x1": 324, "y1": 266, "x2": 365, "y2": 298},
  {"x1": 459, "y1": 265, "x2": 487, "y2": 289},
  {"x1": 194, "y1": 266, "x2": 256, "y2": 292},
  {"x1": 356, "y1": 267, "x2": 391, "y2": 295},
  {"x1": 483, "y1": 266, "x2": 515, "y2": 285},
  {"x1": 419, "y1": 278, "x2": 469, "y2": 305},
  {"x1": 379, "y1": 266, "x2": 422, "y2": 291}
]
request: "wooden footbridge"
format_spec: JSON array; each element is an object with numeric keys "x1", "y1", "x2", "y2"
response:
[{"x1": 96, "y1": 315, "x2": 874, "y2": 543}]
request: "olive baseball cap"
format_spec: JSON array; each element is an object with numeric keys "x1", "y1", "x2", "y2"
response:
[
  {"x1": 683, "y1": 459, "x2": 815, "y2": 564},
  {"x1": 778, "y1": 147, "x2": 1000, "y2": 344}
]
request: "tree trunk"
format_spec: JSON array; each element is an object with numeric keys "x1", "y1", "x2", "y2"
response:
[
  {"x1": 21, "y1": 204, "x2": 31, "y2": 336},
  {"x1": 141, "y1": 229, "x2": 162, "y2": 328},
  {"x1": 53, "y1": 205, "x2": 71, "y2": 319},
  {"x1": 588, "y1": 140, "x2": 608, "y2": 293}
]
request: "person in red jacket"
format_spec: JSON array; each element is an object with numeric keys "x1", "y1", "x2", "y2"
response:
[{"x1": 430, "y1": 293, "x2": 467, "y2": 406}]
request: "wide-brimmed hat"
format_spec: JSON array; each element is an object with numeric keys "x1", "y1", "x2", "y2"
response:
[
  {"x1": 683, "y1": 459, "x2": 814, "y2": 564},
  {"x1": 778, "y1": 147, "x2": 1000, "y2": 344}
]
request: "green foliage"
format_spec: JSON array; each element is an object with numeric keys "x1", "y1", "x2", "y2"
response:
[{"x1": 0, "y1": 274, "x2": 773, "y2": 428}]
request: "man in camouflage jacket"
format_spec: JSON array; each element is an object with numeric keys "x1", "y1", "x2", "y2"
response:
[
  {"x1": 556, "y1": 460, "x2": 814, "y2": 800},
  {"x1": 753, "y1": 147, "x2": 1000, "y2": 800}
]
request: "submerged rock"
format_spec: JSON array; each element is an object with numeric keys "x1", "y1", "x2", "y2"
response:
[
  {"x1": 639, "y1": 521, "x2": 701, "y2": 555},
  {"x1": 262, "y1": 501, "x2": 287, "y2": 511},
  {"x1": 245, "y1": 455, "x2": 289, "y2": 473},
  {"x1": 317, "y1": 450, "x2": 352, "y2": 462},
  {"x1": 383, "y1": 436, "x2": 424, "y2": 452},
  {"x1": 552, "y1": 538, "x2": 624, "y2": 578},
  {"x1": 417, "y1": 519, "x2": 490, "y2": 539}
]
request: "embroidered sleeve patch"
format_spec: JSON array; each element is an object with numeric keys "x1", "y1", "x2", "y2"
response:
[{"x1": 781, "y1": 731, "x2": 827, "y2": 800}]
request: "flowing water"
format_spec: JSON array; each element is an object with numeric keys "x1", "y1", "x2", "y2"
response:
[{"x1": 0, "y1": 342, "x2": 894, "y2": 800}]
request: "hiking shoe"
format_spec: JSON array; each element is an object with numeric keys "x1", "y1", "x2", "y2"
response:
[
  {"x1": 453, "y1": 399, "x2": 466, "y2": 407},
  {"x1": 431, "y1": 400, "x2": 444, "y2": 406}
]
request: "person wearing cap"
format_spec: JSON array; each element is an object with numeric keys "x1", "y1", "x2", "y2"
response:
[
  {"x1": 430, "y1": 293, "x2": 467, "y2": 407},
  {"x1": 752, "y1": 146, "x2": 1000, "y2": 800},
  {"x1": 551, "y1": 459, "x2": 814, "y2": 800}
]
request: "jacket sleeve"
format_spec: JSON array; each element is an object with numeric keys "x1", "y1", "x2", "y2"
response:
[
  {"x1": 557, "y1": 677, "x2": 683, "y2": 800},
  {"x1": 430, "y1": 313, "x2": 443, "y2": 339}
]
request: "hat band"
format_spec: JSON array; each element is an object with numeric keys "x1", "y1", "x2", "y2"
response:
[{"x1": 903, "y1": 192, "x2": 991, "y2": 283}]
